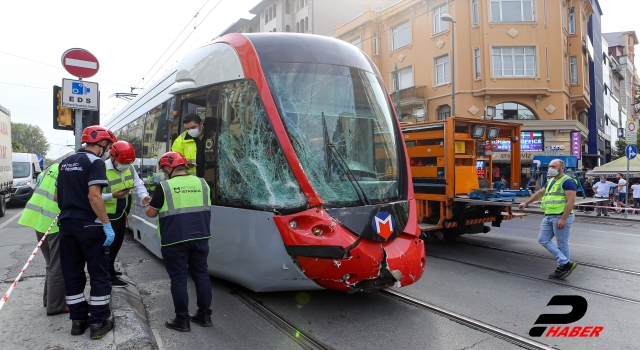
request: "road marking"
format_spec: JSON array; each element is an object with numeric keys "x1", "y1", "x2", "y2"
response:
[
  {"x1": 65, "y1": 58, "x2": 97, "y2": 69},
  {"x1": 0, "y1": 210, "x2": 23, "y2": 231},
  {"x1": 589, "y1": 229, "x2": 640, "y2": 237},
  {"x1": 151, "y1": 328, "x2": 164, "y2": 350},
  {"x1": 131, "y1": 214, "x2": 157, "y2": 229}
]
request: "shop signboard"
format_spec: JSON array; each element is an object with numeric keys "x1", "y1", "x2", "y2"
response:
[
  {"x1": 571, "y1": 131, "x2": 581, "y2": 159},
  {"x1": 492, "y1": 131, "x2": 544, "y2": 152}
]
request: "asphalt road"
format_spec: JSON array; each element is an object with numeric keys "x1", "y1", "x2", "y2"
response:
[{"x1": 1, "y1": 207, "x2": 638, "y2": 349}]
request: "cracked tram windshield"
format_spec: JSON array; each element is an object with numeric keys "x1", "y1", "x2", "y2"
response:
[{"x1": 264, "y1": 63, "x2": 403, "y2": 207}]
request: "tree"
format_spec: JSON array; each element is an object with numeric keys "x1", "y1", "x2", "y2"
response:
[
  {"x1": 613, "y1": 138, "x2": 640, "y2": 160},
  {"x1": 11, "y1": 139, "x2": 27, "y2": 153},
  {"x1": 11, "y1": 123, "x2": 50, "y2": 157}
]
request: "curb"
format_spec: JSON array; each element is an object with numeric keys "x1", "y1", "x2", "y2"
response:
[
  {"x1": 111, "y1": 261, "x2": 158, "y2": 350},
  {"x1": 520, "y1": 209, "x2": 640, "y2": 223}
]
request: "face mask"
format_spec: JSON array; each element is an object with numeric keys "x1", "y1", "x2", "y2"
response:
[
  {"x1": 187, "y1": 127, "x2": 201, "y2": 138},
  {"x1": 116, "y1": 163, "x2": 130, "y2": 172},
  {"x1": 547, "y1": 169, "x2": 559, "y2": 177}
]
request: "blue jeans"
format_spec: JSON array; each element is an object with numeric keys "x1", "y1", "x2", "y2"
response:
[
  {"x1": 161, "y1": 239, "x2": 212, "y2": 322},
  {"x1": 538, "y1": 214, "x2": 575, "y2": 267}
]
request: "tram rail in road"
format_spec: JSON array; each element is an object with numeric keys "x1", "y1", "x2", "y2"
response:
[{"x1": 381, "y1": 289, "x2": 557, "y2": 350}]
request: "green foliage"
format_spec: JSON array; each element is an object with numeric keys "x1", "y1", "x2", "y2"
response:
[
  {"x1": 11, "y1": 123, "x2": 50, "y2": 157},
  {"x1": 613, "y1": 139, "x2": 640, "y2": 161},
  {"x1": 11, "y1": 139, "x2": 27, "y2": 153}
]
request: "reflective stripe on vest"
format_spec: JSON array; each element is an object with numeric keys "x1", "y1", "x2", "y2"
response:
[
  {"x1": 102, "y1": 164, "x2": 135, "y2": 218},
  {"x1": 541, "y1": 175, "x2": 575, "y2": 215},
  {"x1": 171, "y1": 131, "x2": 197, "y2": 174},
  {"x1": 17, "y1": 164, "x2": 60, "y2": 233},
  {"x1": 157, "y1": 176, "x2": 211, "y2": 246}
]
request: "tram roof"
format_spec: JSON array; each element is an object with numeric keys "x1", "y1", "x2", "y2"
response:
[{"x1": 244, "y1": 33, "x2": 379, "y2": 76}]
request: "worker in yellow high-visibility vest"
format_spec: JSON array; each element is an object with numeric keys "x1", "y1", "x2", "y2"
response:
[
  {"x1": 171, "y1": 114, "x2": 205, "y2": 177},
  {"x1": 18, "y1": 163, "x2": 68, "y2": 316},
  {"x1": 519, "y1": 159, "x2": 578, "y2": 280}
]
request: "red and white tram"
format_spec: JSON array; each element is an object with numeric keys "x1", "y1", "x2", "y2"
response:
[{"x1": 105, "y1": 33, "x2": 425, "y2": 292}]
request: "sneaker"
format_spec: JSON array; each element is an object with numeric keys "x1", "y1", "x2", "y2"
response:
[
  {"x1": 165, "y1": 318, "x2": 191, "y2": 332},
  {"x1": 557, "y1": 261, "x2": 578, "y2": 280},
  {"x1": 111, "y1": 278, "x2": 128, "y2": 288},
  {"x1": 190, "y1": 313, "x2": 212, "y2": 327},
  {"x1": 71, "y1": 319, "x2": 89, "y2": 336},
  {"x1": 549, "y1": 267, "x2": 564, "y2": 279},
  {"x1": 90, "y1": 319, "x2": 114, "y2": 339}
]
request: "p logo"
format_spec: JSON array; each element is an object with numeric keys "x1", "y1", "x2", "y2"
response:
[{"x1": 372, "y1": 212, "x2": 395, "y2": 239}]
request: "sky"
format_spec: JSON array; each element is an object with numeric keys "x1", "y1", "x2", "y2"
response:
[
  {"x1": 0, "y1": 0, "x2": 638, "y2": 159},
  {"x1": 0, "y1": 0, "x2": 261, "y2": 159}
]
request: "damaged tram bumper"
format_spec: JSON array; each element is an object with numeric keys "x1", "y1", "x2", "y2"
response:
[{"x1": 273, "y1": 200, "x2": 426, "y2": 292}]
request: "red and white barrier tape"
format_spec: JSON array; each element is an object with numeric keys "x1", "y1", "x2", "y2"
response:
[
  {"x1": 0, "y1": 215, "x2": 59, "y2": 312},
  {"x1": 574, "y1": 204, "x2": 640, "y2": 211}
]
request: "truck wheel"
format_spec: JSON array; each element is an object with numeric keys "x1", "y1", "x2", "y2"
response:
[{"x1": 0, "y1": 195, "x2": 5, "y2": 218}]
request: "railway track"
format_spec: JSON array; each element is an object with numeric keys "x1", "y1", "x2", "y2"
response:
[
  {"x1": 381, "y1": 289, "x2": 557, "y2": 350},
  {"x1": 450, "y1": 240, "x2": 640, "y2": 277},
  {"x1": 428, "y1": 254, "x2": 640, "y2": 305}
]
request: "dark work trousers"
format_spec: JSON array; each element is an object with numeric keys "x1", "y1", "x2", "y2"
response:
[
  {"x1": 108, "y1": 216, "x2": 127, "y2": 280},
  {"x1": 160, "y1": 239, "x2": 212, "y2": 322},
  {"x1": 36, "y1": 231, "x2": 68, "y2": 314},
  {"x1": 59, "y1": 219, "x2": 112, "y2": 324}
]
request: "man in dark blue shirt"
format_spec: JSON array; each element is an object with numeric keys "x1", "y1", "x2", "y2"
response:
[{"x1": 55, "y1": 126, "x2": 117, "y2": 339}]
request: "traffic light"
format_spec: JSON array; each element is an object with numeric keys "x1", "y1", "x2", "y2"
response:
[
  {"x1": 82, "y1": 109, "x2": 100, "y2": 129},
  {"x1": 53, "y1": 86, "x2": 74, "y2": 130}
]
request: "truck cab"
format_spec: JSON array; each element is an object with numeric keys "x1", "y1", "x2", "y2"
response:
[{"x1": 10, "y1": 153, "x2": 42, "y2": 204}]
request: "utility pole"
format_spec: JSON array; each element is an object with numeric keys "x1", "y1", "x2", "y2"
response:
[{"x1": 394, "y1": 62, "x2": 402, "y2": 119}]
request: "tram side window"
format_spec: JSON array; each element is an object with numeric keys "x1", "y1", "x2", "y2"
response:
[
  {"x1": 142, "y1": 102, "x2": 169, "y2": 181},
  {"x1": 216, "y1": 80, "x2": 306, "y2": 210}
]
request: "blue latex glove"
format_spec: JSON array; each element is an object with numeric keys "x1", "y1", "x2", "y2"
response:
[{"x1": 103, "y1": 223, "x2": 115, "y2": 246}]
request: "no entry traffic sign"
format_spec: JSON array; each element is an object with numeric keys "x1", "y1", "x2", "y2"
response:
[{"x1": 61, "y1": 48, "x2": 99, "y2": 78}]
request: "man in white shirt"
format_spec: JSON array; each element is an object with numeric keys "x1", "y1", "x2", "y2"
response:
[
  {"x1": 615, "y1": 173, "x2": 628, "y2": 214},
  {"x1": 592, "y1": 176, "x2": 616, "y2": 216},
  {"x1": 630, "y1": 179, "x2": 640, "y2": 215}
]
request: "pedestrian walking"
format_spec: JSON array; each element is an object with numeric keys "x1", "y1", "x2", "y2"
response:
[
  {"x1": 103, "y1": 141, "x2": 151, "y2": 288},
  {"x1": 55, "y1": 126, "x2": 117, "y2": 339},
  {"x1": 17, "y1": 163, "x2": 68, "y2": 316},
  {"x1": 615, "y1": 173, "x2": 628, "y2": 214},
  {"x1": 631, "y1": 179, "x2": 640, "y2": 215},
  {"x1": 145, "y1": 152, "x2": 212, "y2": 332},
  {"x1": 172, "y1": 114, "x2": 205, "y2": 177},
  {"x1": 592, "y1": 176, "x2": 616, "y2": 216},
  {"x1": 519, "y1": 159, "x2": 578, "y2": 280}
]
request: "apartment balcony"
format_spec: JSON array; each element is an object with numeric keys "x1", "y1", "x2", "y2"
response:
[{"x1": 393, "y1": 86, "x2": 426, "y2": 107}]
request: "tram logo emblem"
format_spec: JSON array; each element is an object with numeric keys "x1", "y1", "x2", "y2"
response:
[
  {"x1": 372, "y1": 212, "x2": 395, "y2": 239},
  {"x1": 529, "y1": 295, "x2": 603, "y2": 338}
]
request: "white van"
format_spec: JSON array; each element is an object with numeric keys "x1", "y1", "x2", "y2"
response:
[{"x1": 10, "y1": 153, "x2": 42, "y2": 203}]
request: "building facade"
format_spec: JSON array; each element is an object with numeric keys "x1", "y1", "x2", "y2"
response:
[
  {"x1": 218, "y1": 0, "x2": 398, "y2": 37},
  {"x1": 602, "y1": 36, "x2": 627, "y2": 163},
  {"x1": 335, "y1": 0, "x2": 593, "y2": 179},
  {"x1": 585, "y1": 0, "x2": 604, "y2": 168},
  {"x1": 603, "y1": 31, "x2": 638, "y2": 122}
]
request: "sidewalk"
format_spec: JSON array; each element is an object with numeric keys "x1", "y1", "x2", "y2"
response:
[
  {"x1": 518, "y1": 204, "x2": 640, "y2": 221},
  {"x1": 0, "y1": 218, "x2": 157, "y2": 350}
]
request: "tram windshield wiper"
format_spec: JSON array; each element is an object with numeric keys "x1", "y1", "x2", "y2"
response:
[{"x1": 321, "y1": 112, "x2": 372, "y2": 206}]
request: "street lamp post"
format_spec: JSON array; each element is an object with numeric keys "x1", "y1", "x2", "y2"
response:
[{"x1": 441, "y1": 14, "x2": 456, "y2": 117}]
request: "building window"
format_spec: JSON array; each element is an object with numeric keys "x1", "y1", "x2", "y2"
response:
[
  {"x1": 285, "y1": 0, "x2": 290, "y2": 14},
  {"x1": 296, "y1": 22, "x2": 300, "y2": 33},
  {"x1": 435, "y1": 55, "x2": 450, "y2": 85},
  {"x1": 273, "y1": 28, "x2": 276, "y2": 32},
  {"x1": 305, "y1": 16, "x2": 308, "y2": 32},
  {"x1": 474, "y1": 48, "x2": 481, "y2": 79},
  {"x1": 350, "y1": 36, "x2": 361, "y2": 49},
  {"x1": 413, "y1": 107, "x2": 426, "y2": 121},
  {"x1": 438, "y1": 105, "x2": 451, "y2": 120},
  {"x1": 286, "y1": 25, "x2": 291, "y2": 32},
  {"x1": 268, "y1": 8, "x2": 272, "y2": 22},
  {"x1": 492, "y1": 47, "x2": 536, "y2": 77},
  {"x1": 433, "y1": 4, "x2": 448, "y2": 34},
  {"x1": 394, "y1": 66, "x2": 413, "y2": 90},
  {"x1": 472, "y1": 0, "x2": 479, "y2": 25},
  {"x1": 495, "y1": 102, "x2": 538, "y2": 120},
  {"x1": 583, "y1": 57, "x2": 589, "y2": 87},
  {"x1": 391, "y1": 21, "x2": 411, "y2": 50},
  {"x1": 568, "y1": 7, "x2": 575, "y2": 34},
  {"x1": 570, "y1": 56, "x2": 578, "y2": 84},
  {"x1": 374, "y1": 32, "x2": 379, "y2": 55},
  {"x1": 490, "y1": 0, "x2": 534, "y2": 22}
]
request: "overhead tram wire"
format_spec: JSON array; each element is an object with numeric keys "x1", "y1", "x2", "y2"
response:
[
  {"x1": 140, "y1": 0, "x2": 225, "y2": 90},
  {"x1": 0, "y1": 81, "x2": 50, "y2": 90},
  {"x1": 0, "y1": 50, "x2": 129, "y2": 88},
  {"x1": 131, "y1": 0, "x2": 212, "y2": 91}
]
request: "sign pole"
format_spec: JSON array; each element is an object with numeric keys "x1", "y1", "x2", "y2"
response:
[
  {"x1": 624, "y1": 144, "x2": 637, "y2": 219},
  {"x1": 74, "y1": 78, "x2": 83, "y2": 150}
]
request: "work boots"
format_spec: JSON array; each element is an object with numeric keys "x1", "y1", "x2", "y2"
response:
[
  {"x1": 166, "y1": 318, "x2": 191, "y2": 332},
  {"x1": 190, "y1": 313, "x2": 213, "y2": 327},
  {"x1": 90, "y1": 319, "x2": 114, "y2": 339},
  {"x1": 70, "y1": 319, "x2": 89, "y2": 335}
]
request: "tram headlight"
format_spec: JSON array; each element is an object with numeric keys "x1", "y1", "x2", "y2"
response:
[{"x1": 289, "y1": 220, "x2": 297, "y2": 229}]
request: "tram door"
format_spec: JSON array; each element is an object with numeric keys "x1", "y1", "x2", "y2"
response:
[{"x1": 175, "y1": 86, "x2": 222, "y2": 200}]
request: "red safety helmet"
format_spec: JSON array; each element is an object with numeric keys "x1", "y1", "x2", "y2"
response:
[
  {"x1": 158, "y1": 152, "x2": 189, "y2": 169},
  {"x1": 110, "y1": 141, "x2": 136, "y2": 163},
  {"x1": 81, "y1": 126, "x2": 117, "y2": 144}
]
